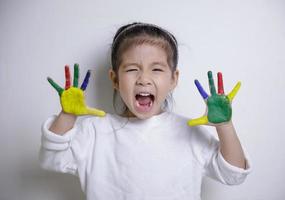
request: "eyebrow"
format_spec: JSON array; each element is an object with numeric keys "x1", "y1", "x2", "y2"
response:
[
  {"x1": 122, "y1": 62, "x2": 140, "y2": 68},
  {"x1": 151, "y1": 62, "x2": 168, "y2": 68},
  {"x1": 122, "y1": 61, "x2": 168, "y2": 68}
]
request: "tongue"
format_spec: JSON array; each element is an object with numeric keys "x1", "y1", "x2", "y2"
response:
[{"x1": 136, "y1": 96, "x2": 152, "y2": 105}]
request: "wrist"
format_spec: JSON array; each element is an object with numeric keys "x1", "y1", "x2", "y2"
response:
[
  {"x1": 215, "y1": 120, "x2": 233, "y2": 130},
  {"x1": 60, "y1": 110, "x2": 77, "y2": 119},
  {"x1": 215, "y1": 121, "x2": 241, "y2": 148},
  {"x1": 49, "y1": 111, "x2": 77, "y2": 135},
  {"x1": 215, "y1": 121, "x2": 237, "y2": 139}
]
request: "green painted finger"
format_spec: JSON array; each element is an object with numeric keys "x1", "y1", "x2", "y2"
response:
[
  {"x1": 47, "y1": 77, "x2": 64, "y2": 95},
  {"x1": 73, "y1": 63, "x2": 79, "y2": 87},
  {"x1": 208, "y1": 71, "x2": 217, "y2": 95}
]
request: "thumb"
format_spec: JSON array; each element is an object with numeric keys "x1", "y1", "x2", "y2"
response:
[
  {"x1": 187, "y1": 116, "x2": 208, "y2": 126},
  {"x1": 86, "y1": 107, "x2": 106, "y2": 117}
]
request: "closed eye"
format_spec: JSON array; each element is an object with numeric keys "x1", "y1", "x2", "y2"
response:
[
  {"x1": 126, "y1": 69, "x2": 138, "y2": 72},
  {"x1": 153, "y1": 68, "x2": 164, "y2": 72}
]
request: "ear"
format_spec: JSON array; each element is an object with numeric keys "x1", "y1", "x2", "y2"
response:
[
  {"x1": 109, "y1": 68, "x2": 119, "y2": 90},
  {"x1": 170, "y1": 69, "x2": 179, "y2": 91}
]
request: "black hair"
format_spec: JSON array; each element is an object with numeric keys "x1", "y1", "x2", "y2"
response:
[
  {"x1": 111, "y1": 22, "x2": 178, "y2": 70},
  {"x1": 110, "y1": 22, "x2": 178, "y2": 116}
]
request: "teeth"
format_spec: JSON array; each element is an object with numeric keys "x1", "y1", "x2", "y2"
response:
[{"x1": 138, "y1": 92, "x2": 151, "y2": 96}]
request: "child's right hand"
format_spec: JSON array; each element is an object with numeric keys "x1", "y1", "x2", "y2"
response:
[{"x1": 47, "y1": 63, "x2": 106, "y2": 117}]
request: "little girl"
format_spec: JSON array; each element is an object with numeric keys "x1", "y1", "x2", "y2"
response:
[{"x1": 40, "y1": 22, "x2": 251, "y2": 200}]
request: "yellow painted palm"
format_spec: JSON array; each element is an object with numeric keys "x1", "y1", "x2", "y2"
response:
[{"x1": 47, "y1": 63, "x2": 106, "y2": 117}]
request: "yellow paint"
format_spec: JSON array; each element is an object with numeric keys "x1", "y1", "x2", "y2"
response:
[
  {"x1": 227, "y1": 81, "x2": 241, "y2": 102},
  {"x1": 61, "y1": 87, "x2": 106, "y2": 116},
  {"x1": 188, "y1": 116, "x2": 208, "y2": 126},
  {"x1": 85, "y1": 107, "x2": 106, "y2": 116}
]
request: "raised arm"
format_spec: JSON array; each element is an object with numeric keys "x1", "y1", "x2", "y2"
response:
[
  {"x1": 47, "y1": 63, "x2": 106, "y2": 135},
  {"x1": 188, "y1": 71, "x2": 246, "y2": 169}
]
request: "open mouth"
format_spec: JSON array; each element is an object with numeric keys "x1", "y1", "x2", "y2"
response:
[{"x1": 135, "y1": 92, "x2": 155, "y2": 112}]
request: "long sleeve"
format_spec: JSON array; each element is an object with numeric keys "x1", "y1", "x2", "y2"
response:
[
  {"x1": 190, "y1": 125, "x2": 252, "y2": 185},
  {"x1": 39, "y1": 115, "x2": 95, "y2": 176},
  {"x1": 203, "y1": 137, "x2": 252, "y2": 185},
  {"x1": 39, "y1": 112, "x2": 252, "y2": 199}
]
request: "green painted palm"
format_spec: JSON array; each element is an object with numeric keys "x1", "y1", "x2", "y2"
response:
[{"x1": 188, "y1": 71, "x2": 241, "y2": 126}]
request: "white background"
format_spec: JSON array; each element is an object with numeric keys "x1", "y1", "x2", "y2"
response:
[{"x1": 1, "y1": 0, "x2": 284, "y2": 199}]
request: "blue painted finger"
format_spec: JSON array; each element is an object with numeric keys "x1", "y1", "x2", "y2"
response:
[
  {"x1": 80, "y1": 70, "x2": 91, "y2": 91},
  {"x1": 194, "y1": 79, "x2": 209, "y2": 99}
]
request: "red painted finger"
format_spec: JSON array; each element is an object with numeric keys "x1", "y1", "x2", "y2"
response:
[
  {"x1": 217, "y1": 72, "x2": 224, "y2": 94},
  {"x1": 65, "y1": 65, "x2": 71, "y2": 89}
]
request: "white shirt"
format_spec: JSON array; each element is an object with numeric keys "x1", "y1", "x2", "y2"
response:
[{"x1": 39, "y1": 111, "x2": 251, "y2": 200}]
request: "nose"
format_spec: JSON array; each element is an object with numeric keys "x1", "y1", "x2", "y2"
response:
[{"x1": 136, "y1": 72, "x2": 152, "y2": 86}]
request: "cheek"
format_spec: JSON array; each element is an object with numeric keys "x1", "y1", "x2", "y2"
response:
[
  {"x1": 118, "y1": 76, "x2": 134, "y2": 99},
  {"x1": 157, "y1": 74, "x2": 173, "y2": 88},
  {"x1": 156, "y1": 78, "x2": 174, "y2": 98}
]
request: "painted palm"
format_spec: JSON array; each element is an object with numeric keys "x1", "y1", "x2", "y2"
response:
[
  {"x1": 47, "y1": 63, "x2": 106, "y2": 117},
  {"x1": 188, "y1": 71, "x2": 241, "y2": 126}
]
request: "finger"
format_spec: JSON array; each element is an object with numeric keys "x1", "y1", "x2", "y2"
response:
[
  {"x1": 227, "y1": 81, "x2": 241, "y2": 102},
  {"x1": 187, "y1": 116, "x2": 208, "y2": 126},
  {"x1": 73, "y1": 63, "x2": 79, "y2": 87},
  {"x1": 65, "y1": 65, "x2": 71, "y2": 89},
  {"x1": 86, "y1": 107, "x2": 106, "y2": 117},
  {"x1": 80, "y1": 70, "x2": 91, "y2": 91},
  {"x1": 194, "y1": 79, "x2": 208, "y2": 99},
  {"x1": 217, "y1": 72, "x2": 224, "y2": 95},
  {"x1": 208, "y1": 71, "x2": 217, "y2": 95},
  {"x1": 47, "y1": 77, "x2": 64, "y2": 95}
]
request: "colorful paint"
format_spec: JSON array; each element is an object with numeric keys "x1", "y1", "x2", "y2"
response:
[
  {"x1": 47, "y1": 63, "x2": 105, "y2": 117},
  {"x1": 80, "y1": 70, "x2": 91, "y2": 91},
  {"x1": 188, "y1": 71, "x2": 241, "y2": 126},
  {"x1": 65, "y1": 65, "x2": 71, "y2": 89}
]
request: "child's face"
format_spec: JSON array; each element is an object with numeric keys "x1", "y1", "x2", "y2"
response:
[{"x1": 109, "y1": 43, "x2": 179, "y2": 119}]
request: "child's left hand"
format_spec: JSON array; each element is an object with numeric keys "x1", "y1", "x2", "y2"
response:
[{"x1": 188, "y1": 71, "x2": 241, "y2": 127}]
